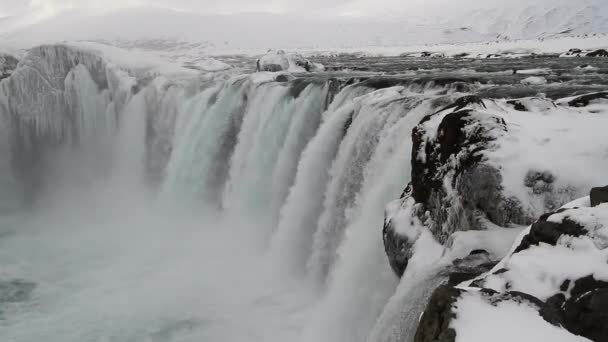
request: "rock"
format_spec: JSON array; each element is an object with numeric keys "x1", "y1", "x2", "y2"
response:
[
  {"x1": 415, "y1": 285, "x2": 563, "y2": 342},
  {"x1": 256, "y1": 50, "x2": 323, "y2": 73},
  {"x1": 560, "y1": 48, "x2": 584, "y2": 58},
  {"x1": 382, "y1": 201, "x2": 419, "y2": 277},
  {"x1": 507, "y1": 100, "x2": 527, "y2": 111},
  {"x1": 261, "y1": 63, "x2": 284, "y2": 72},
  {"x1": 513, "y1": 212, "x2": 586, "y2": 253},
  {"x1": 567, "y1": 91, "x2": 608, "y2": 107},
  {"x1": 414, "y1": 285, "x2": 460, "y2": 342},
  {"x1": 448, "y1": 203, "x2": 608, "y2": 341},
  {"x1": 409, "y1": 99, "x2": 522, "y2": 243},
  {"x1": 587, "y1": 49, "x2": 608, "y2": 57},
  {"x1": 590, "y1": 186, "x2": 608, "y2": 207},
  {"x1": 447, "y1": 259, "x2": 497, "y2": 287},
  {"x1": 274, "y1": 74, "x2": 292, "y2": 82},
  {"x1": 452, "y1": 53, "x2": 470, "y2": 59},
  {"x1": 564, "y1": 285, "x2": 608, "y2": 342},
  {"x1": 0, "y1": 53, "x2": 19, "y2": 81}
]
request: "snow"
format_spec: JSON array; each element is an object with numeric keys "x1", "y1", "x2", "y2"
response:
[
  {"x1": 452, "y1": 292, "x2": 591, "y2": 342},
  {"x1": 445, "y1": 227, "x2": 526, "y2": 262},
  {"x1": 389, "y1": 197, "x2": 424, "y2": 242},
  {"x1": 482, "y1": 98, "x2": 608, "y2": 219},
  {"x1": 67, "y1": 41, "x2": 231, "y2": 78},
  {"x1": 0, "y1": 5, "x2": 606, "y2": 62},
  {"x1": 482, "y1": 236, "x2": 608, "y2": 300},
  {"x1": 517, "y1": 68, "x2": 551, "y2": 75},
  {"x1": 520, "y1": 76, "x2": 547, "y2": 85}
]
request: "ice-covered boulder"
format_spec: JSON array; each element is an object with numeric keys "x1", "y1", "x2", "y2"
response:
[
  {"x1": 415, "y1": 193, "x2": 608, "y2": 342},
  {"x1": 256, "y1": 50, "x2": 324, "y2": 73},
  {"x1": 520, "y1": 76, "x2": 547, "y2": 85},
  {"x1": 384, "y1": 93, "x2": 608, "y2": 277},
  {"x1": 0, "y1": 54, "x2": 18, "y2": 81}
]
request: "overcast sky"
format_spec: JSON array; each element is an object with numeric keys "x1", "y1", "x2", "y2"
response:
[
  {"x1": 0, "y1": 0, "x2": 494, "y2": 18},
  {"x1": 0, "y1": 0, "x2": 603, "y2": 49}
]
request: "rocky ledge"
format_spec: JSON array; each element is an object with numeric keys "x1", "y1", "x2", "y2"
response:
[
  {"x1": 382, "y1": 91, "x2": 608, "y2": 341},
  {"x1": 416, "y1": 190, "x2": 608, "y2": 342}
]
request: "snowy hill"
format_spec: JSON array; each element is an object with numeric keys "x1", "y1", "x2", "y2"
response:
[{"x1": 0, "y1": 1, "x2": 606, "y2": 51}]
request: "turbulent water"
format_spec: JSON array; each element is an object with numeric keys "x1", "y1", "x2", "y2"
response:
[{"x1": 0, "y1": 45, "x2": 607, "y2": 342}]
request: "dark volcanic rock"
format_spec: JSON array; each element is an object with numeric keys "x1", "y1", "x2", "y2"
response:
[
  {"x1": 587, "y1": 49, "x2": 608, "y2": 57},
  {"x1": 514, "y1": 212, "x2": 587, "y2": 253},
  {"x1": 507, "y1": 99, "x2": 527, "y2": 111},
  {"x1": 415, "y1": 285, "x2": 460, "y2": 342},
  {"x1": 409, "y1": 99, "x2": 528, "y2": 243},
  {"x1": 563, "y1": 277, "x2": 608, "y2": 342},
  {"x1": 590, "y1": 186, "x2": 608, "y2": 207},
  {"x1": 567, "y1": 91, "x2": 608, "y2": 107},
  {"x1": 382, "y1": 202, "x2": 418, "y2": 277}
]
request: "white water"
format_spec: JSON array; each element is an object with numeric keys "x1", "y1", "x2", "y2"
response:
[
  {"x1": 0, "y1": 52, "x2": 459, "y2": 342},
  {"x1": 302, "y1": 95, "x2": 437, "y2": 342}
]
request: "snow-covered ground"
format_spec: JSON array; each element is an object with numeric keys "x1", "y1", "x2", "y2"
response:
[{"x1": 0, "y1": 2, "x2": 607, "y2": 60}]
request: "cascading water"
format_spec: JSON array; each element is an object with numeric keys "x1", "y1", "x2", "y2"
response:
[
  {"x1": 0, "y1": 44, "x2": 466, "y2": 342},
  {"x1": 302, "y1": 94, "x2": 441, "y2": 342}
]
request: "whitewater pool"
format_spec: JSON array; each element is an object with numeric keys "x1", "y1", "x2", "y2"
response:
[{"x1": 0, "y1": 202, "x2": 314, "y2": 342}]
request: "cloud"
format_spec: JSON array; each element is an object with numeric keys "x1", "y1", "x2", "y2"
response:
[{"x1": 3, "y1": 0, "x2": 361, "y2": 17}]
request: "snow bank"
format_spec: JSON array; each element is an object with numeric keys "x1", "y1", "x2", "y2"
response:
[{"x1": 452, "y1": 292, "x2": 590, "y2": 342}]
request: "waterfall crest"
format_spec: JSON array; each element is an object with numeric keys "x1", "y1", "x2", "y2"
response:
[{"x1": 0, "y1": 44, "x2": 468, "y2": 342}]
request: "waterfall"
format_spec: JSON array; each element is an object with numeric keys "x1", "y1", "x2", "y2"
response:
[
  {"x1": 270, "y1": 84, "x2": 373, "y2": 275},
  {"x1": 0, "y1": 45, "x2": 465, "y2": 342},
  {"x1": 367, "y1": 230, "x2": 446, "y2": 342},
  {"x1": 161, "y1": 79, "x2": 247, "y2": 205},
  {"x1": 301, "y1": 94, "x2": 442, "y2": 342}
]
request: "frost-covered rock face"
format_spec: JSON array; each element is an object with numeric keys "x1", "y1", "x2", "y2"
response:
[
  {"x1": 0, "y1": 44, "x2": 140, "y2": 202},
  {"x1": 256, "y1": 50, "x2": 324, "y2": 73},
  {"x1": 415, "y1": 194, "x2": 608, "y2": 342},
  {"x1": 0, "y1": 54, "x2": 19, "y2": 81},
  {"x1": 384, "y1": 93, "x2": 608, "y2": 277},
  {"x1": 2, "y1": 45, "x2": 120, "y2": 137}
]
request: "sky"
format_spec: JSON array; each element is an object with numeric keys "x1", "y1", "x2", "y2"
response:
[{"x1": 0, "y1": 0, "x2": 463, "y2": 18}]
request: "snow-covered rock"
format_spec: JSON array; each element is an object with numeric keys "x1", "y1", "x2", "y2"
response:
[
  {"x1": 256, "y1": 50, "x2": 324, "y2": 73},
  {"x1": 560, "y1": 48, "x2": 608, "y2": 58},
  {"x1": 0, "y1": 53, "x2": 18, "y2": 81},
  {"x1": 415, "y1": 191, "x2": 608, "y2": 342},
  {"x1": 384, "y1": 93, "x2": 608, "y2": 277},
  {"x1": 521, "y1": 76, "x2": 548, "y2": 85}
]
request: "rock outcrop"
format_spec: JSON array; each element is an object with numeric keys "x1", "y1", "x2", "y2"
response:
[
  {"x1": 256, "y1": 50, "x2": 324, "y2": 73},
  {"x1": 0, "y1": 54, "x2": 18, "y2": 81},
  {"x1": 560, "y1": 48, "x2": 608, "y2": 58},
  {"x1": 384, "y1": 93, "x2": 608, "y2": 277},
  {"x1": 414, "y1": 194, "x2": 608, "y2": 342},
  {"x1": 381, "y1": 90, "x2": 608, "y2": 341}
]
